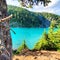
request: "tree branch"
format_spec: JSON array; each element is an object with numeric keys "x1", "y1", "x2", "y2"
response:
[{"x1": 0, "y1": 14, "x2": 12, "y2": 22}]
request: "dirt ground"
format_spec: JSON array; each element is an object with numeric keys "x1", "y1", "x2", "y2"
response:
[{"x1": 13, "y1": 50, "x2": 60, "y2": 60}]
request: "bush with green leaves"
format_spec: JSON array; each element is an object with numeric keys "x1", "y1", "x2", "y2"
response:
[
  {"x1": 13, "y1": 40, "x2": 28, "y2": 54},
  {"x1": 34, "y1": 20, "x2": 60, "y2": 51}
]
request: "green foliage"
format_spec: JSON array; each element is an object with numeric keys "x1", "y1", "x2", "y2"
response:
[
  {"x1": 40, "y1": 12, "x2": 60, "y2": 21},
  {"x1": 18, "y1": 0, "x2": 51, "y2": 7},
  {"x1": 8, "y1": 5, "x2": 60, "y2": 51},
  {"x1": 34, "y1": 22, "x2": 60, "y2": 51},
  {"x1": 13, "y1": 41, "x2": 25, "y2": 54},
  {"x1": 50, "y1": 20, "x2": 56, "y2": 29},
  {"x1": 16, "y1": 40, "x2": 26, "y2": 53},
  {"x1": 8, "y1": 5, "x2": 60, "y2": 27},
  {"x1": 40, "y1": 12, "x2": 60, "y2": 26},
  {"x1": 34, "y1": 31, "x2": 49, "y2": 50},
  {"x1": 16, "y1": 42, "x2": 24, "y2": 53},
  {"x1": 13, "y1": 37, "x2": 27, "y2": 55},
  {"x1": 15, "y1": 40, "x2": 28, "y2": 54},
  {"x1": 13, "y1": 50, "x2": 19, "y2": 55},
  {"x1": 7, "y1": 5, "x2": 42, "y2": 27},
  {"x1": 28, "y1": 4, "x2": 32, "y2": 8}
]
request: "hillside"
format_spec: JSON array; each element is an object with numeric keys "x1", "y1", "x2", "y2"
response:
[
  {"x1": 8, "y1": 5, "x2": 60, "y2": 27},
  {"x1": 40, "y1": 12, "x2": 60, "y2": 24}
]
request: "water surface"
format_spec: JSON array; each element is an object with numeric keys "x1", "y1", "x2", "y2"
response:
[{"x1": 10, "y1": 28, "x2": 56, "y2": 50}]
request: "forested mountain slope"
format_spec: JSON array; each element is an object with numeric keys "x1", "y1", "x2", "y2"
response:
[{"x1": 8, "y1": 5, "x2": 60, "y2": 27}]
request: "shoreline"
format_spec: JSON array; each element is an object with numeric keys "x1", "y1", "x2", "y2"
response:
[{"x1": 13, "y1": 50, "x2": 60, "y2": 60}]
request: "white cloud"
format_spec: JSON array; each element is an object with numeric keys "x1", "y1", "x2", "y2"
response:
[
  {"x1": 6, "y1": 0, "x2": 19, "y2": 6},
  {"x1": 27, "y1": 0, "x2": 60, "y2": 15},
  {"x1": 47, "y1": 0, "x2": 59, "y2": 7}
]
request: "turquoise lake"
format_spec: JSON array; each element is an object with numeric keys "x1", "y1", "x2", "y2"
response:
[{"x1": 10, "y1": 28, "x2": 57, "y2": 50}]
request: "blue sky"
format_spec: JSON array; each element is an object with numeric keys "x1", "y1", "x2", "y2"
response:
[{"x1": 6, "y1": 0, "x2": 60, "y2": 15}]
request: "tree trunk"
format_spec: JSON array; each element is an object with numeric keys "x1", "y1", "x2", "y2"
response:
[{"x1": 0, "y1": 0, "x2": 12, "y2": 60}]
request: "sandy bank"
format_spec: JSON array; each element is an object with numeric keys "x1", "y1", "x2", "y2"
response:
[{"x1": 13, "y1": 50, "x2": 60, "y2": 60}]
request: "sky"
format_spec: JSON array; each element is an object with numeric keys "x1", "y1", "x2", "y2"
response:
[{"x1": 6, "y1": 0, "x2": 60, "y2": 15}]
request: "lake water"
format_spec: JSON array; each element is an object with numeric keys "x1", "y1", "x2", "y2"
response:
[{"x1": 10, "y1": 28, "x2": 57, "y2": 50}]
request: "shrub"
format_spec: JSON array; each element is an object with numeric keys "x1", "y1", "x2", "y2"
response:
[{"x1": 34, "y1": 21, "x2": 60, "y2": 51}]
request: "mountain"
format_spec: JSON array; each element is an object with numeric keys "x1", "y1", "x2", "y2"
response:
[
  {"x1": 8, "y1": 5, "x2": 60, "y2": 27},
  {"x1": 6, "y1": 0, "x2": 60, "y2": 15},
  {"x1": 40, "y1": 12, "x2": 60, "y2": 24}
]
